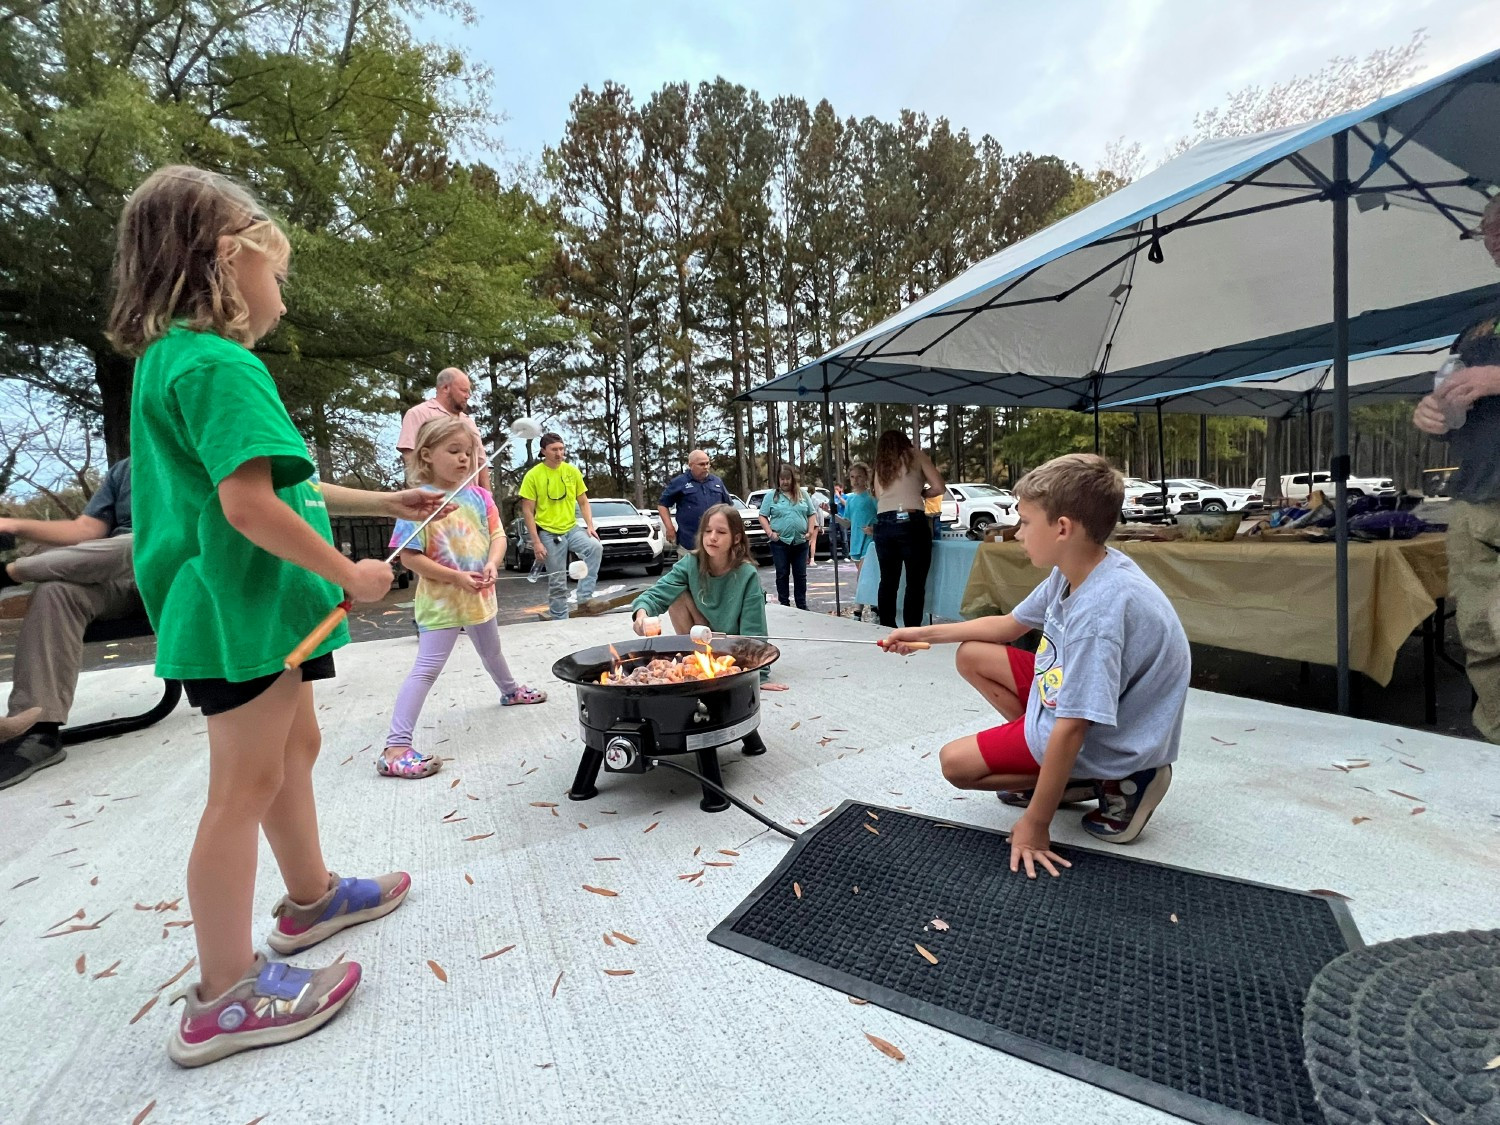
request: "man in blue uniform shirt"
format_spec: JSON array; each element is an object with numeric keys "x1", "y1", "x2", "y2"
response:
[{"x1": 657, "y1": 450, "x2": 732, "y2": 556}]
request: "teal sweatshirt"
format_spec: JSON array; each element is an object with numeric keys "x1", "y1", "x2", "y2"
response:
[{"x1": 631, "y1": 555, "x2": 768, "y2": 639}]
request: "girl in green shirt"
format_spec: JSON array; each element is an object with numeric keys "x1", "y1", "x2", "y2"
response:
[
  {"x1": 631, "y1": 504, "x2": 788, "y2": 690},
  {"x1": 115, "y1": 166, "x2": 445, "y2": 1067}
]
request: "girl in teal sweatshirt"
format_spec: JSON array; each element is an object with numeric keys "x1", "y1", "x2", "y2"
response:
[{"x1": 632, "y1": 503, "x2": 767, "y2": 638}]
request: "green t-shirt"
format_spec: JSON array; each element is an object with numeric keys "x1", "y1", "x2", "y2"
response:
[
  {"x1": 130, "y1": 326, "x2": 349, "y2": 681},
  {"x1": 519, "y1": 461, "x2": 588, "y2": 534}
]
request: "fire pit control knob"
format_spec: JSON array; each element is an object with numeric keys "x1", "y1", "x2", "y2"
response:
[
  {"x1": 604, "y1": 737, "x2": 638, "y2": 771},
  {"x1": 692, "y1": 700, "x2": 711, "y2": 725}
]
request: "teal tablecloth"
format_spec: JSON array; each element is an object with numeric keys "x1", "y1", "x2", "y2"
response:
[{"x1": 853, "y1": 538, "x2": 979, "y2": 622}]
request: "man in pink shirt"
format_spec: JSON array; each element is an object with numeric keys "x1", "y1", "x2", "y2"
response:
[{"x1": 396, "y1": 368, "x2": 490, "y2": 490}]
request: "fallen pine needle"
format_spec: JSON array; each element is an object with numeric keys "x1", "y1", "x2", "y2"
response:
[
  {"x1": 129, "y1": 994, "x2": 159, "y2": 1025},
  {"x1": 703, "y1": 861, "x2": 733, "y2": 868},
  {"x1": 427, "y1": 960, "x2": 448, "y2": 983},
  {"x1": 582, "y1": 885, "x2": 618, "y2": 897},
  {"x1": 480, "y1": 946, "x2": 515, "y2": 960},
  {"x1": 793, "y1": 882, "x2": 803, "y2": 899},
  {"x1": 718, "y1": 849, "x2": 739, "y2": 856},
  {"x1": 915, "y1": 943, "x2": 939, "y2": 965},
  {"x1": 593, "y1": 856, "x2": 622, "y2": 862},
  {"x1": 132, "y1": 1100, "x2": 156, "y2": 1125},
  {"x1": 11, "y1": 877, "x2": 39, "y2": 890},
  {"x1": 611, "y1": 931, "x2": 638, "y2": 945},
  {"x1": 1411, "y1": 807, "x2": 1426, "y2": 816},
  {"x1": 603, "y1": 969, "x2": 635, "y2": 977},
  {"x1": 848, "y1": 996, "x2": 868, "y2": 1005},
  {"x1": 154, "y1": 958, "x2": 196, "y2": 992},
  {"x1": 643, "y1": 821, "x2": 659, "y2": 834},
  {"x1": 864, "y1": 824, "x2": 880, "y2": 835},
  {"x1": 752, "y1": 795, "x2": 765, "y2": 806},
  {"x1": 678, "y1": 871, "x2": 703, "y2": 880},
  {"x1": 864, "y1": 1032, "x2": 905, "y2": 1061},
  {"x1": 530, "y1": 801, "x2": 558, "y2": 808},
  {"x1": 1401, "y1": 760, "x2": 1426, "y2": 773},
  {"x1": 578, "y1": 822, "x2": 588, "y2": 830},
  {"x1": 866, "y1": 810, "x2": 879, "y2": 820},
  {"x1": 1388, "y1": 789, "x2": 1424, "y2": 802},
  {"x1": 603, "y1": 933, "x2": 615, "y2": 947},
  {"x1": 1483, "y1": 1054, "x2": 1500, "y2": 1070},
  {"x1": 1352, "y1": 816, "x2": 1372, "y2": 825},
  {"x1": 75, "y1": 954, "x2": 86, "y2": 975},
  {"x1": 551, "y1": 970, "x2": 564, "y2": 998},
  {"x1": 93, "y1": 959, "x2": 121, "y2": 980},
  {"x1": 464, "y1": 874, "x2": 474, "y2": 886},
  {"x1": 1170, "y1": 913, "x2": 1179, "y2": 924},
  {"x1": 1309, "y1": 888, "x2": 1352, "y2": 900},
  {"x1": 464, "y1": 833, "x2": 495, "y2": 842}
]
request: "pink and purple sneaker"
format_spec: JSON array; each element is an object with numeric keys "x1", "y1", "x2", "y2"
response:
[
  {"x1": 268, "y1": 871, "x2": 411, "y2": 956},
  {"x1": 167, "y1": 953, "x2": 361, "y2": 1067}
]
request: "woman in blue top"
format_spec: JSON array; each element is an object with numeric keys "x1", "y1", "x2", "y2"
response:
[{"x1": 757, "y1": 465, "x2": 818, "y2": 611}]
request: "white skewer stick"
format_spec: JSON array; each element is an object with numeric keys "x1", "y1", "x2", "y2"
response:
[{"x1": 687, "y1": 624, "x2": 928, "y2": 649}]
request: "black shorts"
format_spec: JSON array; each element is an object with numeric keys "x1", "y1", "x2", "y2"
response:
[{"x1": 183, "y1": 653, "x2": 337, "y2": 717}]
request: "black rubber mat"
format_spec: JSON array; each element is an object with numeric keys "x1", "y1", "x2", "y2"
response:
[
  {"x1": 710, "y1": 801, "x2": 1362, "y2": 1125},
  {"x1": 1303, "y1": 929, "x2": 1500, "y2": 1125}
]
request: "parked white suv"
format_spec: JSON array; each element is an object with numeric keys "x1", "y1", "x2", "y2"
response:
[
  {"x1": 1252, "y1": 473, "x2": 1397, "y2": 502},
  {"x1": 1122, "y1": 478, "x2": 1261, "y2": 521},
  {"x1": 940, "y1": 483, "x2": 1018, "y2": 535},
  {"x1": 580, "y1": 498, "x2": 665, "y2": 574}
]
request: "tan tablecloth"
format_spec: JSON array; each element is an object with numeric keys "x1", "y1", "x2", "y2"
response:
[{"x1": 960, "y1": 534, "x2": 1449, "y2": 686}]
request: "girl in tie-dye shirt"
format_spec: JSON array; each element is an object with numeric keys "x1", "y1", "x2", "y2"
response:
[{"x1": 381, "y1": 417, "x2": 546, "y2": 779}]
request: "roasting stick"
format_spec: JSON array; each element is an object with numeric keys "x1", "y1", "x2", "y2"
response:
[
  {"x1": 685, "y1": 624, "x2": 929, "y2": 650},
  {"x1": 284, "y1": 418, "x2": 542, "y2": 670}
]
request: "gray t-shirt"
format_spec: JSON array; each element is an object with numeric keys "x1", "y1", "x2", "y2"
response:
[
  {"x1": 83, "y1": 458, "x2": 131, "y2": 536},
  {"x1": 1012, "y1": 548, "x2": 1190, "y2": 779}
]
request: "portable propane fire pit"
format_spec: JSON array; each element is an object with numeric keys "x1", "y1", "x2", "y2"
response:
[{"x1": 552, "y1": 635, "x2": 779, "y2": 812}]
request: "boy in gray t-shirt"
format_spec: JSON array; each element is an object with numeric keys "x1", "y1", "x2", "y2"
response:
[{"x1": 881, "y1": 454, "x2": 1190, "y2": 878}]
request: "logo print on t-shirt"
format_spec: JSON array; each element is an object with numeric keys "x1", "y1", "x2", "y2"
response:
[{"x1": 1035, "y1": 630, "x2": 1063, "y2": 709}]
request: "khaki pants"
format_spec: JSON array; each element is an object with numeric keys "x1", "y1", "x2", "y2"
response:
[
  {"x1": 7, "y1": 535, "x2": 141, "y2": 724},
  {"x1": 1447, "y1": 501, "x2": 1500, "y2": 743}
]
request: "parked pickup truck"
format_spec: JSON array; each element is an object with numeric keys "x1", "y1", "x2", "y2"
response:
[
  {"x1": 940, "y1": 483, "x2": 1019, "y2": 535},
  {"x1": 1252, "y1": 472, "x2": 1397, "y2": 502}
]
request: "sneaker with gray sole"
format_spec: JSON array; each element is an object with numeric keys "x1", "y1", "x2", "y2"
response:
[
  {"x1": 167, "y1": 952, "x2": 361, "y2": 1067},
  {"x1": 267, "y1": 871, "x2": 411, "y2": 956},
  {"x1": 0, "y1": 729, "x2": 65, "y2": 791}
]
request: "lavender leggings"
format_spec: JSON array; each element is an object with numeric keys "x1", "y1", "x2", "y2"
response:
[{"x1": 387, "y1": 619, "x2": 519, "y2": 748}]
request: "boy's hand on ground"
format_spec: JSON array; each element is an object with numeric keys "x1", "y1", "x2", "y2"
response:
[
  {"x1": 388, "y1": 488, "x2": 456, "y2": 523},
  {"x1": 347, "y1": 559, "x2": 395, "y2": 603},
  {"x1": 1008, "y1": 816, "x2": 1072, "y2": 879}
]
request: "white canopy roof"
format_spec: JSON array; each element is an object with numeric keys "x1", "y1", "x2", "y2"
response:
[{"x1": 743, "y1": 49, "x2": 1500, "y2": 409}]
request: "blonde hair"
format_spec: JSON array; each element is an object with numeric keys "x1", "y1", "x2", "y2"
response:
[
  {"x1": 1014, "y1": 453, "x2": 1124, "y2": 545},
  {"x1": 404, "y1": 416, "x2": 479, "y2": 485},
  {"x1": 107, "y1": 165, "x2": 291, "y2": 356}
]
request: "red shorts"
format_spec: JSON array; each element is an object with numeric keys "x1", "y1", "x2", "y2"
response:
[{"x1": 974, "y1": 646, "x2": 1039, "y2": 775}]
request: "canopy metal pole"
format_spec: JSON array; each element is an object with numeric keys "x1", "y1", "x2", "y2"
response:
[
  {"x1": 1332, "y1": 130, "x2": 1352, "y2": 714},
  {"x1": 1305, "y1": 395, "x2": 1316, "y2": 487},
  {"x1": 1156, "y1": 401, "x2": 1169, "y2": 514},
  {"x1": 821, "y1": 391, "x2": 841, "y2": 616}
]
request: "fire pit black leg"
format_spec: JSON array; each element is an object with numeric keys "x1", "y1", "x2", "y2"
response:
[
  {"x1": 694, "y1": 747, "x2": 731, "y2": 813},
  {"x1": 568, "y1": 746, "x2": 604, "y2": 801},
  {"x1": 740, "y1": 730, "x2": 767, "y2": 756}
]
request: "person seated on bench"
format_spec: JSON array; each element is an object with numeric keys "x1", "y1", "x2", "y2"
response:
[
  {"x1": 0, "y1": 457, "x2": 137, "y2": 789},
  {"x1": 880, "y1": 454, "x2": 1190, "y2": 875}
]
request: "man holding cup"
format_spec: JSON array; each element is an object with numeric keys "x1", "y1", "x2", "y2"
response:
[{"x1": 1413, "y1": 192, "x2": 1500, "y2": 742}]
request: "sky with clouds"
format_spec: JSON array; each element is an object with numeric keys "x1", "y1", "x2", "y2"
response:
[{"x1": 427, "y1": 0, "x2": 1498, "y2": 173}]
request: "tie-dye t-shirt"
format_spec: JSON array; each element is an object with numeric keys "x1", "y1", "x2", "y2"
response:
[{"x1": 393, "y1": 485, "x2": 501, "y2": 630}]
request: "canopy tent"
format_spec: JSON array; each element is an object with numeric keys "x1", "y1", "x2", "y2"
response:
[
  {"x1": 742, "y1": 50, "x2": 1499, "y2": 412},
  {"x1": 743, "y1": 49, "x2": 1500, "y2": 711},
  {"x1": 1099, "y1": 338, "x2": 1452, "y2": 418}
]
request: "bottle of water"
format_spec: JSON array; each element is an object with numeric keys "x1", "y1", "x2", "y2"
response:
[
  {"x1": 527, "y1": 558, "x2": 545, "y2": 583},
  {"x1": 1434, "y1": 356, "x2": 1468, "y2": 431}
]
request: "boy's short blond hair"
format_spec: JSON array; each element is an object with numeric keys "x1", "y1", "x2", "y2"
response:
[{"x1": 1014, "y1": 454, "x2": 1124, "y2": 545}]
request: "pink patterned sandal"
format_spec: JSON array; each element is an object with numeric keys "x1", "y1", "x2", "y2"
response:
[
  {"x1": 376, "y1": 747, "x2": 442, "y2": 779},
  {"x1": 501, "y1": 685, "x2": 547, "y2": 706}
]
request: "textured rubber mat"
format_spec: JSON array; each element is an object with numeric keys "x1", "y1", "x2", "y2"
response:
[
  {"x1": 1303, "y1": 929, "x2": 1500, "y2": 1125},
  {"x1": 710, "y1": 801, "x2": 1362, "y2": 1125}
]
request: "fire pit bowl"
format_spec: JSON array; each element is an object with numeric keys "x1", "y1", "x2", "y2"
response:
[{"x1": 553, "y1": 635, "x2": 780, "y2": 812}]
